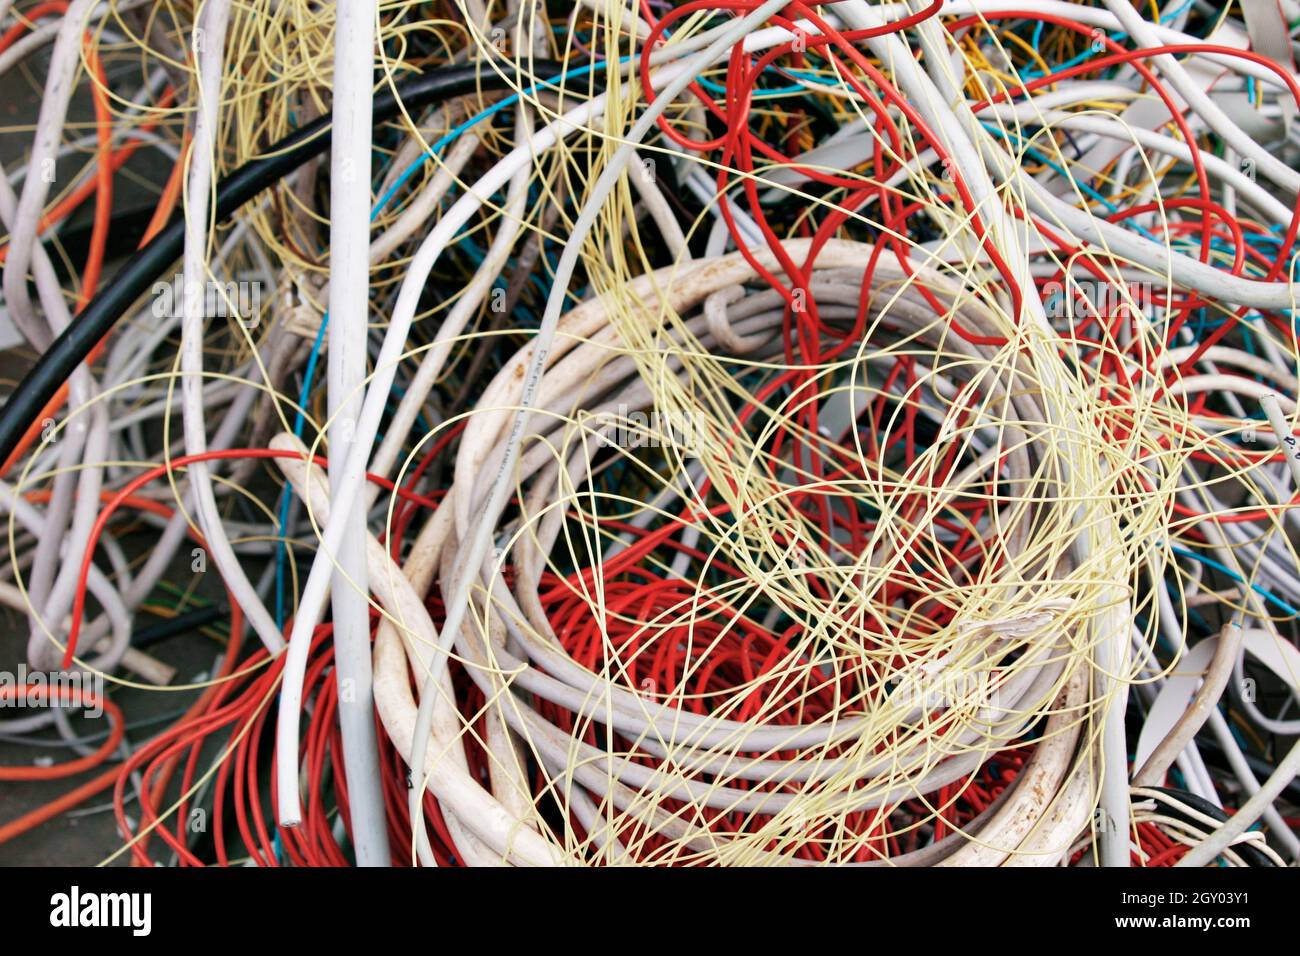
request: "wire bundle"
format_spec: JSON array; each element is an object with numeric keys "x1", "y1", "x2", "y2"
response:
[{"x1": 0, "y1": 0, "x2": 1299, "y2": 867}]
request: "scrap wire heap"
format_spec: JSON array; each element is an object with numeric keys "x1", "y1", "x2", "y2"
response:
[{"x1": 0, "y1": 0, "x2": 1298, "y2": 867}]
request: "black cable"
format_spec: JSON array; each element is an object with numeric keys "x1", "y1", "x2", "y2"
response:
[
  {"x1": 0, "y1": 60, "x2": 568, "y2": 466},
  {"x1": 1146, "y1": 786, "x2": 1279, "y2": 867},
  {"x1": 132, "y1": 603, "x2": 228, "y2": 650}
]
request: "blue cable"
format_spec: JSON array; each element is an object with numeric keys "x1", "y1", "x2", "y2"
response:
[
  {"x1": 1017, "y1": 0, "x2": 1194, "y2": 80},
  {"x1": 1170, "y1": 546, "x2": 1300, "y2": 616}
]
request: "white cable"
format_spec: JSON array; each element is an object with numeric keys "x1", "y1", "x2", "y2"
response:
[
  {"x1": 320, "y1": 0, "x2": 390, "y2": 866},
  {"x1": 177, "y1": 0, "x2": 285, "y2": 659},
  {"x1": 1, "y1": 0, "x2": 97, "y2": 350}
]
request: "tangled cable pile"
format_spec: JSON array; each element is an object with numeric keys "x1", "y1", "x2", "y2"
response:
[{"x1": 1, "y1": 0, "x2": 1300, "y2": 867}]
